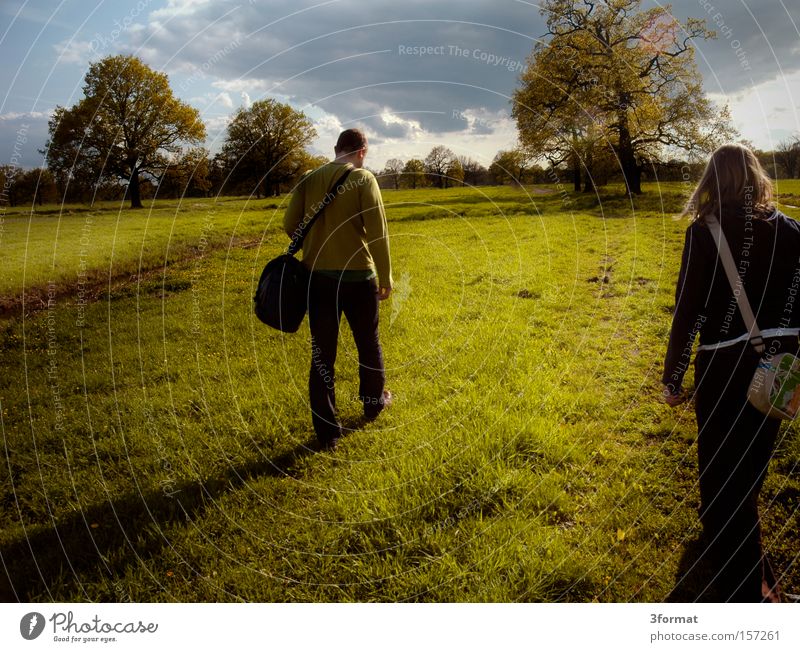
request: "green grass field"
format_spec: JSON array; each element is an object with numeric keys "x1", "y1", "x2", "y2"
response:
[
  {"x1": 1, "y1": 182, "x2": 798, "y2": 601},
  {"x1": 0, "y1": 196, "x2": 287, "y2": 313}
]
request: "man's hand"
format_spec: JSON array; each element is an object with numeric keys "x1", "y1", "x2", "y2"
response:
[
  {"x1": 377, "y1": 286, "x2": 392, "y2": 301},
  {"x1": 662, "y1": 385, "x2": 686, "y2": 407}
]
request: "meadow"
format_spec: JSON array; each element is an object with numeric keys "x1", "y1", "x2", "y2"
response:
[{"x1": 1, "y1": 181, "x2": 798, "y2": 602}]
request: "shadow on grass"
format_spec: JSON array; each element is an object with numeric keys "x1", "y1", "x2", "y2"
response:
[
  {"x1": 666, "y1": 536, "x2": 722, "y2": 602},
  {"x1": 0, "y1": 436, "x2": 341, "y2": 601}
]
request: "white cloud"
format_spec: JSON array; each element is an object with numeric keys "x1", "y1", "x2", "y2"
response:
[
  {"x1": 203, "y1": 114, "x2": 234, "y2": 151},
  {"x1": 303, "y1": 105, "x2": 517, "y2": 169},
  {"x1": 241, "y1": 91, "x2": 251, "y2": 109},
  {"x1": 54, "y1": 39, "x2": 95, "y2": 65},
  {"x1": 0, "y1": 110, "x2": 53, "y2": 121},
  {"x1": 379, "y1": 110, "x2": 424, "y2": 135},
  {"x1": 187, "y1": 92, "x2": 238, "y2": 115},
  {"x1": 308, "y1": 112, "x2": 344, "y2": 157},
  {"x1": 212, "y1": 78, "x2": 270, "y2": 94},
  {"x1": 709, "y1": 69, "x2": 800, "y2": 148},
  {"x1": 363, "y1": 118, "x2": 518, "y2": 169},
  {"x1": 218, "y1": 92, "x2": 233, "y2": 108},
  {"x1": 150, "y1": 0, "x2": 212, "y2": 20}
]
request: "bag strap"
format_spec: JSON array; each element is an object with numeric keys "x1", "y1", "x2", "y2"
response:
[
  {"x1": 286, "y1": 166, "x2": 353, "y2": 256},
  {"x1": 705, "y1": 213, "x2": 765, "y2": 354}
]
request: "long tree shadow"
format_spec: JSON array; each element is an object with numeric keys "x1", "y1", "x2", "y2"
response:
[{"x1": 0, "y1": 437, "x2": 331, "y2": 601}]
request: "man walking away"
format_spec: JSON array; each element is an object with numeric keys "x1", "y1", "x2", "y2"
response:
[{"x1": 283, "y1": 128, "x2": 393, "y2": 449}]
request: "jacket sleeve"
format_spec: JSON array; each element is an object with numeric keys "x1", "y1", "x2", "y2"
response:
[
  {"x1": 361, "y1": 174, "x2": 393, "y2": 288},
  {"x1": 662, "y1": 224, "x2": 712, "y2": 393},
  {"x1": 283, "y1": 180, "x2": 305, "y2": 240}
]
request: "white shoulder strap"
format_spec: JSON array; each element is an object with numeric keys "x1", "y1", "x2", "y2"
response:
[{"x1": 705, "y1": 214, "x2": 765, "y2": 354}]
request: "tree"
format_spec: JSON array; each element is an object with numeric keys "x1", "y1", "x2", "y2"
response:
[
  {"x1": 0, "y1": 166, "x2": 20, "y2": 206},
  {"x1": 401, "y1": 159, "x2": 426, "y2": 189},
  {"x1": 513, "y1": 26, "x2": 598, "y2": 192},
  {"x1": 44, "y1": 55, "x2": 205, "y2": 208},
  {"x1": 513, "y1": 0, "x2": 736, "y2": 194},
  {"x1": 14, "y1": 169, "x2": 59, "y2": 206},
  {"x1": 445, "y1": 157, "x2": 464, "y2": 188},
  {"x1": 774, "y1": 136, "x2": 800, "y2": 179},
  {"x1": 424, "y1": 145, "x2": 456, "y2": 189},
  {"x1": 490, "y1": 150, "x2": 534, "y2": 186},
  {"x1": 207, "y1": 152, "x2": 229, "y2": 196},
  {"x1": 157, "y1": 148, "x2": 212, "y2": 199},
  {"x1": 291, "y1": 151, "x2": 328, "y2": 188},
  {"x1": 382, "y1": 158, "x2": 404, "y2": 190},
  {"x1": 222, "y1": 99, "x2": 316, "y2": 197},
  {"x1": 299, "y1": 152, "x2": 329, "y2": 174},
  {"x1": 44, "y1": 105, "x2": 104, "y2": 203},
  {"x1": 458, "y1": 156, "x2": 488, "y2": 186}
]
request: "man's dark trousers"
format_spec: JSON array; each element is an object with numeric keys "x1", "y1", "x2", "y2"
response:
[{"x1": 308, "y1": 272, "x2": 385, "y2": 444}]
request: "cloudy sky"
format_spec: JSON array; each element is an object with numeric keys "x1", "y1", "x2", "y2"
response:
[{"x1": 1, "y1": 0, "x2": 799, "y2": 171}]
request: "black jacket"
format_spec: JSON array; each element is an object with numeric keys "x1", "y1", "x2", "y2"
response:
[{"x1": 662, "y1": 207, "x2": 800, "y2": 393}]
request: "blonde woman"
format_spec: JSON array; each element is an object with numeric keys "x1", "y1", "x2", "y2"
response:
[{"x1": 662, "y1": 143, "x2": 800, "y2": 602}]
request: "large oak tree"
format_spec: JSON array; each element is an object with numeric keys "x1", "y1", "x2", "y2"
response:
[
  {"x1": 513, "y1": 0, "x2": 735, "y2": 194},
  {"x1": 45, "y1": 55, "x2": 205, "y2": 208},
  {"x1": 221, "y1": 99, "x2": 316, "y2": 198}
]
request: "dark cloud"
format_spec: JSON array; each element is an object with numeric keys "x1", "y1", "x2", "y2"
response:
[
  {"x1": 651, "y1": 0, "x2": 800, "y2": 94},
  {"x1": 356, "y1": 116, "x2": 414, "y2": 140},
  {"x1": 131, "y1": 0, "x2": 543, "y2": 138},
  {"x1": 6, "y1": 0, "x2": 798, "y2": 168},
  {"x1": 127, "y1": 0, "x2": 799, "y2": 143}
]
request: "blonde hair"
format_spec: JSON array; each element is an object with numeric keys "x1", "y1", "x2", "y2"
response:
[{"x1": 682, "y1": 143, "x2": 774, "y2": 222}]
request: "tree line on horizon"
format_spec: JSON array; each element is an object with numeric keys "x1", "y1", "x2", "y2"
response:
[
  {"x1": 2, "y1": 0, "x2": 798, "y2": 210},
  {"x1": 6, "y1": 136, "x2": 799, "y2": 208}
]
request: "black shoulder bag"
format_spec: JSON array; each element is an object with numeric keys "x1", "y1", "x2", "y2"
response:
[{"x1": 254, "y1": 167, "x2": 353, "y2": 332}]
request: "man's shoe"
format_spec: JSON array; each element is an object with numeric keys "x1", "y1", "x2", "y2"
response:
[
  {"x1": 317, "y1": 436, "x2": 340, "y2": 451},
  {"x1": 364, "y1": 390, "x2": 393, "y2": 421}
]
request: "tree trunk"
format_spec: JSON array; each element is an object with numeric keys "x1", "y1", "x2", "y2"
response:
[
  {"x1": 129, "y1": 170, "x2": 143, "y2": 208},
  {"x1": 583, "y1": 171, "x2": 597, "y2": 193},
  {"x1": 582, "y1": 148, "x2": 596, "y2": 193},
  {"x1": 570, "y1": 152, "x2": 581, "y2": 192},
  {"x1": 617, "y1": 117, "x2": 642, "y2": 195},
  {"x1": 621, "y1": 155, "x2": 642, "y2": 194},
  {"x1": 572, "y1": 158, "x2": 581, "y2": 192},
  {"x1": 630, "y1": 165, "x2": 642, "y2": 194}
]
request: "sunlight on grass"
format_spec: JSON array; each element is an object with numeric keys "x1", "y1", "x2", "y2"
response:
[{"x1": 1, "y1": 183, "x2": 797, "y2": 601}]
